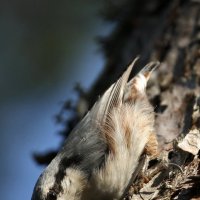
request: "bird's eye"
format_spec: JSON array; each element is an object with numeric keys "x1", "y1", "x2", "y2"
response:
[{"x1": 47, "y1": 190, "x2": 57, "y2": 200}]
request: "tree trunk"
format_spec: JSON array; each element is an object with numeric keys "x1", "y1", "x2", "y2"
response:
[{"x1": 35, "y1": 0, "x2": 200, "y2": 199}]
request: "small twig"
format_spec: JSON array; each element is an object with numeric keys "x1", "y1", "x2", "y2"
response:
[
  {"x1": 139, "y1": 191, "x2": 145, "y2": 200},
  {"x1": 168, "y1": 162, "x2": 183, "y2": 174}
]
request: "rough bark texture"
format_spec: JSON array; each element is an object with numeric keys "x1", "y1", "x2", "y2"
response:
[{"x1": 34, "y1": 0, "x2": 200, "y2": 199}]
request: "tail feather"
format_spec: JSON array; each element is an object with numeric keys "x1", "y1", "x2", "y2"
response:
[{"x1": 99, "y1": 57, "x2": 139, "y2": 124}]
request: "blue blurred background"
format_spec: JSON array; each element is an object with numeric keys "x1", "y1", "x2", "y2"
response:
[{"x1": 0, "y1": 1, "x2": 112, "y2": 199}]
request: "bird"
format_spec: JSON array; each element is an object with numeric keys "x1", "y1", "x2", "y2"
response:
[{"x1": 31, "y1": 57, "x2": 159, "y2": 200}]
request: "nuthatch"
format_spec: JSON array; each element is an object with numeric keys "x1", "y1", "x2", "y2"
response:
[{"x1": 32, "y1": 58, "x2": 159, "y2": 200}]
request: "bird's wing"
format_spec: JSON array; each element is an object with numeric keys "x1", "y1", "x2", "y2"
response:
[{"x1": 58, "y1": 58, "x2": 139, "y2": 175}]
